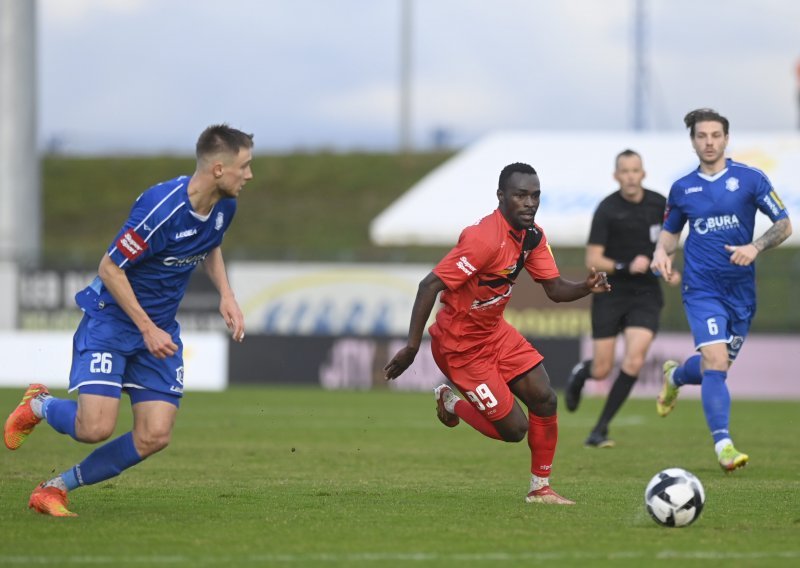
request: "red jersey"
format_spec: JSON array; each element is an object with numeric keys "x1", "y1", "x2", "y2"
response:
[{"x1": 431, "y1": 209, "x2": 560, "y2": 350}]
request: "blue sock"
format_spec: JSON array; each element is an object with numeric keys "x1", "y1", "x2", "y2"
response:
[
  {"x1": 701, "y1": 370, "x2": 730, "y2": 444},
  {"x1": 70, "y1": 432, "x2": 143, "y2": 487},
  {"x1": 673, "y1": 355, "x2": 702, "y2": 386},
  {"x1": 44, "y1": 398, "x2": 78, "y2": 440}
]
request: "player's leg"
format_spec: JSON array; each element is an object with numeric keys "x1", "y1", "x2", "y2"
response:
[
  {"x1": 3, "y1": 315, "x2": 102, "y2": 448},
  {"x1": 658, "y1": 295, "x2": 725, "y2": 417},
  {"x1": 430, "y1": 338, "x2": 522, "y2": 441},
  {"x1": 587, "y1": 328, "x2": 654, "y2": 447},
  {"x1": 565, "y1": 295, "x2": 621, "y2": 412},
  {"x1": 509, "y1": 364, "x2": 574, "y2": 505}
]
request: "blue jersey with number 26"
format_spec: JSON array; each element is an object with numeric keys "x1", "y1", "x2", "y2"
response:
[
  {"x1": 76, "y1": 176, "x2": 236, "y2": 329},
  {"x1": 664, "y1": 159, "x2": 789, "y2": 302}
]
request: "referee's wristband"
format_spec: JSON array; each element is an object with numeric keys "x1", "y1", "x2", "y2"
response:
[{"x1": 614, "y1": 261, "x2": 629, "y2": 274}]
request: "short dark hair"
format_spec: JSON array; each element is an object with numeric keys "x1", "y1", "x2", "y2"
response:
[
  {"x1": 684, "y1": 108, "x2": 729, "y2": 137},
  {"x1": 615, "y1": 148, "x2": 641, "y2": 168},
  {"x1": 498, "y1": 162, "x2": 537, "y2": 191},
  {"x1": 196, "y1": 124, "x2": 254, "y2": 160}
]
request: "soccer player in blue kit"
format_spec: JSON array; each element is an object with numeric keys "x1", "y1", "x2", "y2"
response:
[
  {"x1": 3, "y1": 124, "x2": 253, "y2": 516},
  {"x1": 651, "y1": 109, "x2": 792, "y2": 472}
]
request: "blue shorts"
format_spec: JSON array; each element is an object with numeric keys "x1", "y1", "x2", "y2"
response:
[
  {"x1": 68, "y1": 314, "x2": 183, "y2": 407},
  {"x1": 682, "y1": 289, "x2": 754, "y2": 362}
]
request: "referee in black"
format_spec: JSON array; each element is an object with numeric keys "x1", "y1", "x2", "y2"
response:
[{"x1": 565, "y1": 149, "x2": 680, "y2": 447}]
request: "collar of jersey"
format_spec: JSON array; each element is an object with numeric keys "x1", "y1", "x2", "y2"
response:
[{"x1": 696, "y1": 158, "x2": 731, "y2": 182}]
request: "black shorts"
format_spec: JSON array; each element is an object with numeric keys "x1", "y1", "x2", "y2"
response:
[{"x1": 591, "y1": 287, "x2": 663, "y2": 339}]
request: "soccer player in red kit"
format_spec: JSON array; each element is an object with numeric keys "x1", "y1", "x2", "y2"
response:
[{"x1": 385, "y1": 162, "x2": 610, "y2": 504}]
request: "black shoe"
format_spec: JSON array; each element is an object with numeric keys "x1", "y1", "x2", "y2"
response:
[
  {"x1": 564, "y1": 361, "x2": 587, "y2": 412},
  {"x1": 584, "y1": 430, "x2": 615, "y2": 448}
]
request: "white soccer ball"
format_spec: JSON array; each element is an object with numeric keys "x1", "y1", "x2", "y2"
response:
[{"x1": 645, "y1": 467, "x2": 705, "y2": 527}]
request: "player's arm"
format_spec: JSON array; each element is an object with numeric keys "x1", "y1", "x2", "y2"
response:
[
  {"x1": 384, "y1": 272, "x2": 447, "y2": 380},
  {"x1": 97, "y1": 253, "x2": 178, "y2": 359},
  {"x1": 650, "y1": 230, "x2": 680, "y2": 282},
  {"x1": 725, "y1": 217, "x2": 792, "y2": 266},
  {"x1": 538, "y1": 269, "x2": 610, "y2": 303},
  {"x1": 203, "y1": 247, "x2": 245, "y2": 342}
]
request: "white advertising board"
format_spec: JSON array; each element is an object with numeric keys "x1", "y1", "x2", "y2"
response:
[
  {"x1": 0, "y1": 331, "x2": 228, "y2": 391},
  {"x1": 230, "y1": 262, "x2": 430, "y2": 336}
]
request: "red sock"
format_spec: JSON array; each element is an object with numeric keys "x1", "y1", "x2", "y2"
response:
[
  {"x1": 453, "y1": 400, "x2": 502, "y2": 440},
  {"x1": 528, "y1": 413, "x2": 558, "y2": 477}
]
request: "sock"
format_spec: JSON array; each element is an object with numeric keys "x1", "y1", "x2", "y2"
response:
[
  {"x1": 44, "y1": 398, "x2": 78, "y2": 440},
  {"x1": 528, "y1": 413, "x2": 558, "y2": 478},
  {"x1": 43, "y1": 475, "x2": 69, "y2": 492},
  {"x1": 452, "y1": 400, "x2": 503, "y2": 440},
  {"x1": 593, "y1": 371, "x2": 636, "y2": 434},
  {"x1": 714, "y1": 437, "x2": 734, "y2": 456},
  {"x1": 529, "y1": 474, "x2": 550, "y2": 492},
  {"x1": 673, "y1": 355, "x2": 702, "y2": 386},
  {"x1": 30, "y1": 393, "x2": 52, "y2": 419},
  {"x1": 700, "y1": 370, "x2": 731, "y2": 444},
  {"x1": 69, "y1": 432, "x2": 143, "y2": 487}
]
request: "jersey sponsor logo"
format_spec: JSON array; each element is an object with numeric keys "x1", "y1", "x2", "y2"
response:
[
  {"x1": 693, "y1": 214, "x2": 740, "y2": 235},
  {"x1": 215, "y1": 212, "x2": 224, "y2": 230},
  {"x1": 769, "y1": 190, "x2": 785, "y2": 210},
  {"x1": 762, "y1": 193, "x2": 781, "y2": 217},
  {"x1": 175, "y1": 228, "x2": 198, "y2": 239},
  {"x1": 456, "y1": 256, "x2": 476, "y2": 276},
  {"x1": 116, "y1": 229, "x2": 148, "y2": 261},
  {"x1": 725, "y1": 177, "x2": 740, "y2": 192},
  {"x1": 684, "y1": 186, "x2": 703, "y2": 194},
  {"x1": 163, "y1": 252, "x2": 208, "y2": 267}
]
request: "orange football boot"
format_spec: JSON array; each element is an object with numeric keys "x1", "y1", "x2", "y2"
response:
[
  {"x1": 29, "y1": 483, "x2": 77, "y2": 517},
  {"x1": 4, "y1": 383, "x2": 49, "y2": 450}
]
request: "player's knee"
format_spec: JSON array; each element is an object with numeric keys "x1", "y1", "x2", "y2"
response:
[
  {"x1": 529, "y1": 387, "x2": 558, "y2": 416},
  {"x1": 76, "y1": 421, "x2": 115, "y2": 444},
  {"x1": 503, "y1": 422, "x2": 528, "y2": 443},
  {"x1": 134, "y1": 429, "x2": 172, "y2": 457},
  {"x1": 593, "y1": 361, "x2": 613, "y2": 379}
]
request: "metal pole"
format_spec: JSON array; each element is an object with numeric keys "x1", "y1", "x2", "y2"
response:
[
  {"x1": 399, "y1": 0, "x2": 412, "y2": 152},
  {"x1": 0, "y1": 0, "x2": 40, "y2": 266},
  {"x1": 632, "y1": 0, "x2": 647, "y2": 131}
]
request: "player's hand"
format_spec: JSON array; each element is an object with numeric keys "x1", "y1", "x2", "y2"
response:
[
  {"x1": 586, "y1": 267, "x2": 611, "y2": 294},
  {"x1": 650, "y1": 248, "x2": 673, "y2": 282},
  {"x1": 220, "y1": 295, "x2": 245, "y2": 342},
  {"x1": 142, "y1": 325, "x2": 179, "y2": 359},
  {"x1": 724, "y1": 243, "x2": 758, "y2": 266},
  {"x1": 384, "y1": 345, "x2": 419, "y2": 380}
]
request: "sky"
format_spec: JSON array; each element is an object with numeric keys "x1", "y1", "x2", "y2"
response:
[{"x1": 36, "y1": 0, "x2": 800, "y2": 154}]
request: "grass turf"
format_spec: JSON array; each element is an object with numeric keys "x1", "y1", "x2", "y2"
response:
[{"x1": 1, "y1": 387, "x2": 798, "y2": 567}]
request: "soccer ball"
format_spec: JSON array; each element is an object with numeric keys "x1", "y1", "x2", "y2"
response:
[{"x1": 645, "y1": 468, "x2": 705, "y2": 527}]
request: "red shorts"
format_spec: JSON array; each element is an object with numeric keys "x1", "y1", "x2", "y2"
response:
[{"x1": 429, "y1": 320, "x2": 543, "y2": 421}]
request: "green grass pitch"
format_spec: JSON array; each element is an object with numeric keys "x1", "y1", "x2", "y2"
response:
[{"x1": 1, "y1": 387, "x2": 798, "y2": 567}]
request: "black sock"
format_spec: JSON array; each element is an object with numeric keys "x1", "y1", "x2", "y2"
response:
[{"x1": 594, "y1": 370, "x2": 636, "y2": 434}]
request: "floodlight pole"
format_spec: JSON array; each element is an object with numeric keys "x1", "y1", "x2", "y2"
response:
[
  {"x1": 0, "y1": 0, "x2": 40, "y2": 266},
  {"x1": 632, "y1": 0, "x2": 647, "y2": 131},
  {"x1": 399, "y1": 0, "x2": 413, "y2": 153}
]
